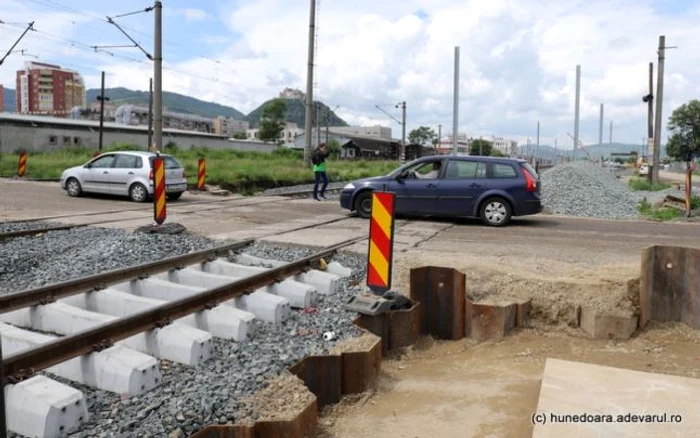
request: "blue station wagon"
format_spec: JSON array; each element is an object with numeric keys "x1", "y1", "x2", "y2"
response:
[{"x1": 339, "y1": 155, "x2": 542, "y2": 226}]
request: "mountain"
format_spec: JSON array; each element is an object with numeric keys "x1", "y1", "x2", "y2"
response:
[
  {"x1": 86, "y1": 87, "x2": 246, "y2": 120},
  {"x1": 2, "y1": 87, "x2": 16, "y2": 112},
  {"x1": 245, "y1": 98, "x2": 348, "y2": 129},
  {"x1": 520, "y1": 142, "x2": 668, "y2": 159}
]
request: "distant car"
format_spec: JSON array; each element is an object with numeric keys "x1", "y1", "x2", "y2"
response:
[
  {"x1": 60, "y1": 151, "x2": 188, "y2": 202},
  {"x1": 639, "y1": 164, "x2": 649, "y2": 176},
  {"x1": 339, "y1": 155, "x2": 542, "y2": 226}
]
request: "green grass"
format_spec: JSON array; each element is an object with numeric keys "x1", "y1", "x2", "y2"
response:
[
  {"x1": 637, "y1": 197, "x2": 680, "y2": 221},
  {"x1": 0, "y1": 143, "x2": 399, "y2": 194},
  {"x1": 628, "y1": 177, "x2": 670, "y2": 192}
]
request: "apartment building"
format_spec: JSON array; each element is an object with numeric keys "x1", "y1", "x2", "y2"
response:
[
  {"x1": 213, "y1": 116, "x2": 249, "y2": 137},
  {"x1": 15, "y1": 61, "x2": 85, "y2": 115},
  {"x1": 487, "y1": 136, "x2": 519, "y2": 156},
  {"x1": 247, "y1": 122, "x2": 304, "y2": 144},
  {"x1": 332, "y1": 125, "x2": 392, "y2": 140}
]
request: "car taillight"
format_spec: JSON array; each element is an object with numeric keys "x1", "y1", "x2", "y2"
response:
[
  {"x1": 523, "y1": 167, "x2": 537, "y2": 192},
  {"x1": 149, "y1": 170, "x2": 154, "y2": 180}
]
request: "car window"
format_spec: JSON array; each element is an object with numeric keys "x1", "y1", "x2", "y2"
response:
[
  {"x1": 444, "y1": 160, "x2": 486, "y2": 179},
  {"x1": 90, "y1": 155, "x2": 115, "y2": 168},
  {"x1": 149, "y1": 156, "x2": 182, "y2": 169},
  {"x1": 113, "y1": 154, "x2": 142, "y2": 169},
  {"x1": 491, "y1": 163, "x2": 517, "y2": 178},
  {"x1": 520, "y1": 162, "x2": 538, "y2": 179}
]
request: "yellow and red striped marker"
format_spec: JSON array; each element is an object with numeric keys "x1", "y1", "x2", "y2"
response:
[
  {"x1": 366, "y1": 191, "x2": 396, "y2": 294},
  {"x1": 197, "y1": 157, "x2": 206, "y2": 191},
  {"x1": 17, "y1": 152, "x2": 27, "y2": 177},
  {"x1": 152, "y1": 156, "x2": 167, "y2": 225}
]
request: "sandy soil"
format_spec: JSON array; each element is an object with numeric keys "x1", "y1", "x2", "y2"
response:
[
  {"x1": 236, "y1": 372, "x2": 315, "y2": 424},
  {"x1": 315, "y1": 323, "x2": 700, "y2": 438},
  {"x1": 391, "y1": 251, "x2": 640, "y2": 329}
]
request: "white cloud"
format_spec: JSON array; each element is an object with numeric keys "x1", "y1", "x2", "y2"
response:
[
  {"x1": 1, "y1": 0, "x2": 699, "y2": 146},
  {"x1": 178, "y1": 8, "x2": 210, "y2": 22}
]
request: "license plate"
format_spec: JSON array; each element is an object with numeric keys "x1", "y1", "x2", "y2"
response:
[{"x1": 166, "y1": 184, "x2": 186, "y2": 192}]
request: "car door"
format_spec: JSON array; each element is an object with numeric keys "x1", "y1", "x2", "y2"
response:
[
  {"x1": 81, "y1": 154, "x2": 116, "y2": 194},
  {"x1": 386, "y1": 159, "x2": 443, "y2": 216},
  {"x1": 110, "y1": 154, "x2": 142, "y2": 196},
  {"x1": 435, "y1": 159, "x2": 489, "y2": 217}
]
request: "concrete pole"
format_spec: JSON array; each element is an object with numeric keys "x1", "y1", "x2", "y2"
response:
[
  {"x1": 98, "y1": 71, "x2": 105, "y2": 151},
  {"x1": 303, "y1": 0, "x2": 316, "y2": 165},
  {"x1": 401, "y1": 101, "x2": 406, "y2": 162},
  {"x1": 609, "y1": 121, "x2": 613, "y2": 145},
  {"x1": 153, "y1": 1, "x2": 162, "y2": 151},
  {"x1": 536, "y1": 121, "x2": 540, "y2": 163},
  {"x1": 598, "y1": 103, "x2": 604, "y2": 148},
  {"x1": 147, "y1": 77, "x2": 153, "y2": 149},
  {"x1": 452, "y1": 46, "x2": 460, "y2": 156},
  {"x1": 438, "y1": 124, "x2": 442, "y2": 150},
  {"x1": 573, "y1": 65, "x2": 581, "y2": 161},
  {"x1": 651, "y1": 35, "x2": 665, "y2": 185}
]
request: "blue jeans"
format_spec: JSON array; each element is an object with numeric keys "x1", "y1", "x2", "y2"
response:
[{"x1": 313, "y1": 171, "x2": 328, "y2": 198}]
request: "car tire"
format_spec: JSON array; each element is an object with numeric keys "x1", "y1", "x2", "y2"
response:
[
  {"x1": 66, "y1": 178, "x2": 82, "y2": 197},
  {"x1": 354, "y1": 191, "x2": 374, "y2": 219},
  {"x1": 167, "y1": 192, "x2": 183, "y2": 201},
  {"x1": 480, "y1": 197, "x2": 512, "y2": 227},
  {"x1": 129, "y1": 183, "x2": 149, "y2": 203}
]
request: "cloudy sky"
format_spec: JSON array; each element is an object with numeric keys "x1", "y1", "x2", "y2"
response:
[{"x1": 1, "y1": 0, "x2": 699, "y2": 148}]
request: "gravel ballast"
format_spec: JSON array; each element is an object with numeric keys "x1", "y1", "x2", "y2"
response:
[
  {"x1": 538, "y1": 162, "x2": 690, "y2": 219},
  {"x1": 0, "y1": 220, "x2": 70, "y2": 235},
  {"x1": 2, "y1": 232, "x2": 367, "y2": 437}
]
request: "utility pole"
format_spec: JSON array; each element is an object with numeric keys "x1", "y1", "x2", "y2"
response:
[
  {"x1": 316, "y1": 103, "x2": 321, "y2": 146},
  {"x1": 651, "y1": 35, "x2": 666, "y2": 185},
  {"x1": 554, "y1": 137, "x2": 558, "y2": 163},
  {"x1": 452, "y1": 46, "x2": 460, "y2": 156},
  {"x1": 609, "y1": 121, "x2": 613, "y2": 145},
  {"x1": 645, "y1": 62, "x2": 654, "y2": 151},
  {"x1": 573, "y1": 64, "x2": 581, "y2": 161},
  {"x1": 303, "y1": 0, "x2": 316, "y2": 165},
  {"x1": 147, "y1": 77, "x2": 153, "y2": 149},
  {"x1": 97, "y1": 71, "x2": 109, "y2": 151},
  {"x1": 536, "y1": 121, "x2": 540, "y2": 164},
  {"x1": 437, "y1": 124, "x2": 442, "y2": 149},
  {"x1": 598, "y1": 103, "x2": 604, "y2": 165},
  {"x1": 400, "y1": 101, "x2": 406, "y2": 162},
  {"x1": 153, "y1": 1, "x2": 162, "y2": 151}
]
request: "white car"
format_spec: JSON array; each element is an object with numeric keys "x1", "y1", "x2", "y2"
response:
[
  {"x1": 639, "y1": 164, "x2": 649, "y2": 176},
  {"x1": 60, "y1": 151, "x2": 188, "y2": 202}
]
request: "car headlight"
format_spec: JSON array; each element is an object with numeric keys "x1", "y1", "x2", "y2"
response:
[{"x1": 343, "y1": 183, "x2": 356, "y2": 190}]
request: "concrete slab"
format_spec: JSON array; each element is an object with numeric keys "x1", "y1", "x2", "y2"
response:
[
  {"x1": 533, "y1": 358, "x2": 700, "y2": 437},
  {"x1": 232, "y1": 254, "x2": 342, "y2": 295},
  {"x1": 158, "y1": 268, "x2": 291, "y2": 323},
  {"x1": 0, "y1": 322, "x2": 161, "y2": 396},
  {"x1": 579, "y1": 307, "x2": 638, "y2": 340},
  {"x1": 1, "y1": 302, "x2": 213, "y2": 366},
  {"x1": 259, "y1": 227, "x2": 363, "y2": 247},
  {"x1": 61, "y1": 288, "x2": 251, "y2": 341},
  {"x1": 5, "y1": 375, "x2": 88, "y2": 438},
  {"x1": 112, "y1": 278, "x2": 255, "y2": 341}
]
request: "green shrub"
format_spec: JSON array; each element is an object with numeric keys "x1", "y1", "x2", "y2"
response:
[{"x1": 628, "y1": 177, "x2": 670, "y2": 191}]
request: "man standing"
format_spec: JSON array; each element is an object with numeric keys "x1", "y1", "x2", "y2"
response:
[{"x1": 312, "y1": 143, "x2": 329, "y2": 201}]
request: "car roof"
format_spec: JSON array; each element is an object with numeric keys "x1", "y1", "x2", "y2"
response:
[
  {"x1": 99, "y1": 151, "x2": 172, "y2": 158},
  {"x1": 416, "y1": 155, "x2": 525, "y2": 163}
]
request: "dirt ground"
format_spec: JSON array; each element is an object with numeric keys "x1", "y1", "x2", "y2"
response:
[
  {"x1": 313, "y1": 250, "x2": 700, "y2": 438},
  {"x1": 315, "y1": 324, "x2": 700, "y2": 438}
]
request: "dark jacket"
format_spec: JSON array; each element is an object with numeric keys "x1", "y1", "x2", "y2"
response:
[{"x1": 311, "y1": 149, "x2": 328, "y2": 166}]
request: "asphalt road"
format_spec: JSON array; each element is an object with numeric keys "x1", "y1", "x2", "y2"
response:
[{"x1": 2, "y1": 178, "x2": 699, "y2": 267}]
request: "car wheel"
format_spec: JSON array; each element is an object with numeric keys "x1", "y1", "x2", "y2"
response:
[
  {"x1": 354, "y1": 191, "x2": 373, "y2": 219},
  {"x1": 66, "y1": 178, "x2": 82, "y2": 197},
  {"x1": 480, "y1": 197, "x2": 512, "y2": 227},
  {"x1": 167, "y1": 192, "x2": 183, "y2": 201},
  {"x1": 129, "y1": 183, "x2": 149, "y2": 203}
]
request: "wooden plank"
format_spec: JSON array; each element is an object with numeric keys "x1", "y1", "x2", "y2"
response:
[{"x1": 533, "y1": 358, "x2": 700, "y2": 437}]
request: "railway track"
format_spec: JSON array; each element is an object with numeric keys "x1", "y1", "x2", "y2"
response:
[
  {"x1": 0, "y1": 238, "x2": 362, "y2": 437},
  {"x1": 0, "y1": 213, "x2": 373, "y2": 437},
  {"x1": 0, "y1": 189, "x2": 344, "y2": 241}
]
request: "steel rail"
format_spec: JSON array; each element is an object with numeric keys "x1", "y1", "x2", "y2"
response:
[
  {"x1": 2, "y1": 235, "x2": 364, "y2": 382},
  {"x1": 0, "y1": 223, "x2": 89, "y2": 240},
  {"x1": 0, "y1": 239, "x2": 254, "y2": 313}
]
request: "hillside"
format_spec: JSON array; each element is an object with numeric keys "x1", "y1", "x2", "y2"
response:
[
  {"x1": 86, "y1": 87, "x2": 246, "y2": 119},
  {"x1": 245, "y1": 98, "x2": 348, "y2": 129}
]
